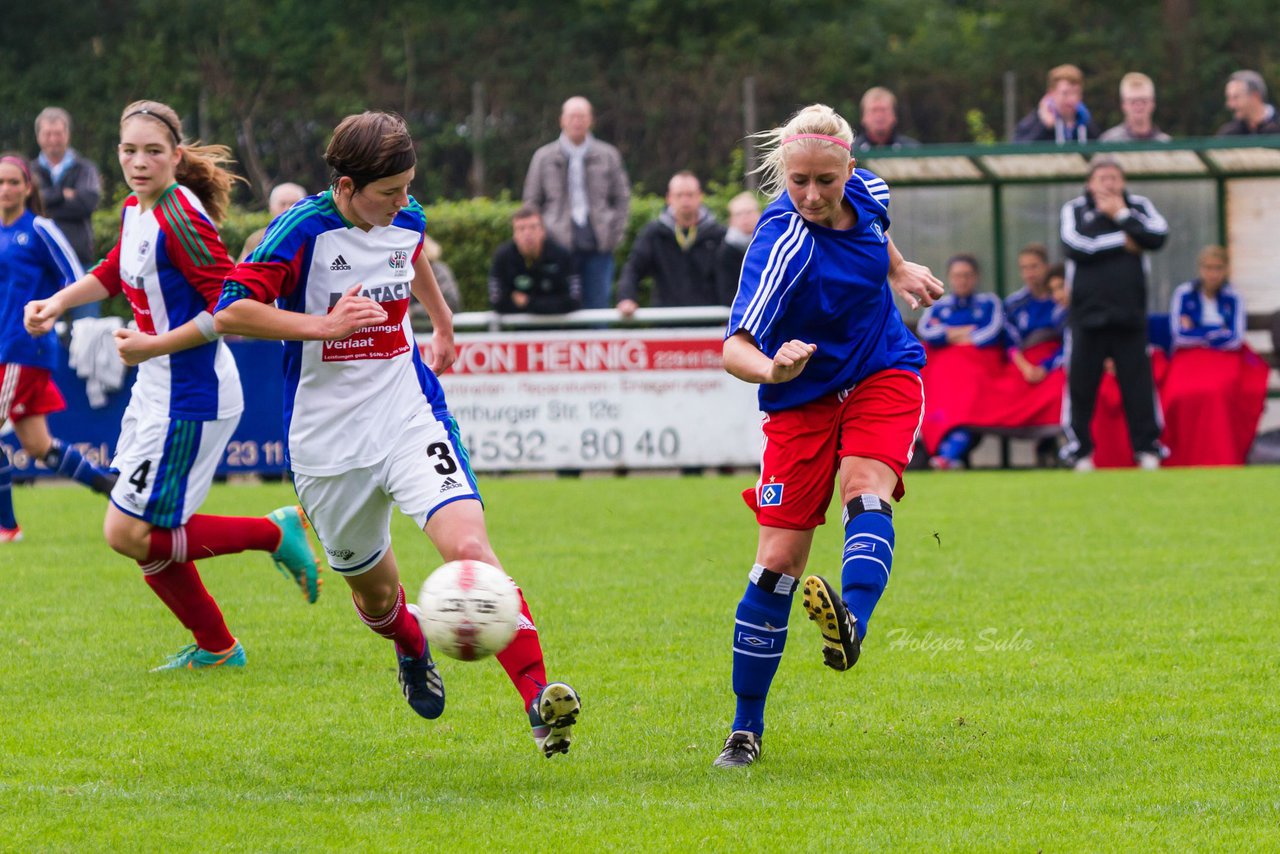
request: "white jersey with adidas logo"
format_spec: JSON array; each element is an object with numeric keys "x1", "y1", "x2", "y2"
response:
[{"x1": 217, "y1": 192, "x2": 448, "y2": 476}]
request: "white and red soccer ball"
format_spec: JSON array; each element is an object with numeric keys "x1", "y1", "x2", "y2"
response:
[{"x1": 416, "y1": 560, "x2": 521, "y2": 661}]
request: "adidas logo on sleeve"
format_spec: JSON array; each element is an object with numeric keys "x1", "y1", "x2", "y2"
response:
[{"x1": 330, "y1": 255, "x2": 352, "y2": 271}]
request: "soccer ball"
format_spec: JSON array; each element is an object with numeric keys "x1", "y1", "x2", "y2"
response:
[{"x1": 416, "y1": 560, "x2": 521, "y2": 661}]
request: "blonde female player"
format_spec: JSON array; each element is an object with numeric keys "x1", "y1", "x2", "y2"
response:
[
  {"x1": 213, "y1": 111, "x2": 580, "y2": 758},
  {"x1": 25, "y1": 101, "x2": 320, "y2": 671},
  {"x1": 713, "y1": 104, "x2": 944, "y2": 767}
]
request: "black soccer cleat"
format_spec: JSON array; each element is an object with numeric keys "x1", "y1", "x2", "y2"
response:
[
  {"x1": 801, "y1": 575, "x2": 861, "y2": 671},
  {"x1": 398, "y1": 606, "x2": 446, "y2": 719},
  {"x1": 713, "y1": 730, "x2": 761, "y2": 768}
]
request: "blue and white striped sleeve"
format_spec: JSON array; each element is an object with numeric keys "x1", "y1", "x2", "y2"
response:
[
  {"x1": 33, "y1": 216, "x2": 85, "y2": 285},
  {"x1": 970, "y1": 293, "x2": 1006, "y2": 347},
  {"x1": 726, "y1": 212, "x2": 814, "y2": 343},
  {"x1": 1169, "y1": 282, "x2": 1203, "y2": 349}
]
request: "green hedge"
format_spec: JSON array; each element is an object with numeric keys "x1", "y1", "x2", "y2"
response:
[{"x1": 92, "y1": 189, "x2": 747, "y2": 312}]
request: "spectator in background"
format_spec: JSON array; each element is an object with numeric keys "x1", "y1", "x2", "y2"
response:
[
  {"x1": 1099, "y1": 73, "x2": 1172, "y2": 143},
  {"x1": 238, "y1": 182, "x2": 307, "y2": 262},
  {"x1": 1162, "y1": 245, "x2": 1268, "y2": 466},
  {"x1": 1005, "y1": 243, "x2": 1067, "y2": 384},
  {"x1": 32, "y1": 107, "x2": 102, "y2": 320},
  {"x1": 615, "y1": 171, "x2": 725, "y2": 318},
  {"x1": 523, "y1": 96, "x2": 631, "y2": 310},
  {"x1": 1170, "y1": 246, "x2": 1244, "y2": 352},
  {"x1": 1216, "y1": 70, "x2": 1280, "y2": 136},
  {"x1": 715, "y1": 191, "x2": 760, "y2": 305},
  {"x1": 408, "y1": 234, "x2": 462, "y2": 331},
  {"x1": 1014, "y1": 64, "x2": 1099, "y2": 143},
  {"x1": 852, "y1": 87, "x2": 920, "y2": 151},
  {"x1": 488, "y1": 206, "x2": 581, "y2": 314},
  {"x1": 917, "y1": 254, "x2": 1005, "y2": 468},
  {"x1": 1060, "y1": 155, "x2": 1168, "y2": 471}
]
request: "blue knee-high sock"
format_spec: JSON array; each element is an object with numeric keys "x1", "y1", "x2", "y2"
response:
[
  {"x1": 840, "y1": 495, "x2": 896, "y2": 640},
  {"x1": 0, "y1": 448, "x2": 17, "y2": 529},
  {"x1": 731, "y1": 565, "x2": 794, "y2": 736},
  {"x1": 45, "y1": 440, "x2": 116, "y2": 495},
  {"x1": 936, "y1": 429, "x2": 974, "y2": 463}
]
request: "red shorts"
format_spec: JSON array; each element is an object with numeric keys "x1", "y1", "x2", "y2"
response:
[
  {"x1": 0, "y1": 365, "x2": 66, "y2": 423},
  {"x1": 743, "y1": 368, "x2": 924, "y2": 530}
]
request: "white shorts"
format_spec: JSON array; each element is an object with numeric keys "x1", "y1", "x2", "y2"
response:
[
  {"x1": 110, "y1": 397, "x2": 240, "y2": 528},
  {"x1": 293, "y1": 411, "x2": 481, "y2": 575}
]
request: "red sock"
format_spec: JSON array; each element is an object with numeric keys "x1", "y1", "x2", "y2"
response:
[
  {"x1": 495, "y1": 590, "x2": 547, "y2": 711},
  {"x1": 354, "y1": 585, "x2": 425, "y2": 658},
  {"x1": 148, "y1": 514, "x2": 281, "y2": 564},
  {"x1": 140, "y1": 560, "x2": 236, "y2": 652}
]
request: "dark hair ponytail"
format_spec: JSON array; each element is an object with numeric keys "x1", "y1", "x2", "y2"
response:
[{"x1": 325, "y1": 112, "x2": 416, "y2": 192}]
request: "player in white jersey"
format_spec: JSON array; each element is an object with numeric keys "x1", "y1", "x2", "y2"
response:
[
  {"x1": 214, "y1": 111, "x2": 580, "y2": 758},
  {"x1": 25, "y1": 100, "x2": 320, "y2": 672}
]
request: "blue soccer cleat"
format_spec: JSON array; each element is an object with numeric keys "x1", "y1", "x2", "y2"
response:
[
  {"x1": 398, "y1": 605, "x2": 446, "y2": 719},
  {"x1": 529, "y1": 681, "x2": 581, "y2": 758},
  {"x1": 151, "y1": 640, "x2": 247, "y2": 672},
  {"x1": 267, "y1": 505, "x2": 321, "y2": 603}
]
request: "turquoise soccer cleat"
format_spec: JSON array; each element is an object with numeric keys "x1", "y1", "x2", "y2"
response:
[
  {"x1": 267, "y1": 505, "x2": 321, "y2": 603},
  {"x1": 151, "y1": 640, "x2": 247, "y2": 672}
]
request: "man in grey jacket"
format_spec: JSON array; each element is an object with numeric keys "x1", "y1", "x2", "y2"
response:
[
  {"x1": 522, "y1": 97, "x2": 631, "y2": 310},
  {"x1": 33, "y1": 107, "x2": 103, "y2": 320}
]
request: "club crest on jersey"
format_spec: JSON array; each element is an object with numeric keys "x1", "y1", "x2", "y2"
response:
[
  {"x1": 137, "y1": 239, "x2": 150, "y2": 259},
  {"x1": 15, "y1": 232, "x2": 29, "y2": 246},
  {"x1": 870, "y1": 221, "x2": 885, "y2": 243},
  {"x1": 388, "y1": 249, "x2": 408, "y2": 269},
  {"x1": 760, "y1": 483, "x2": 784, "y2": 507}
]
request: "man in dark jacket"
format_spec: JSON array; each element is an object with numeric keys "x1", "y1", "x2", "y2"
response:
[
  {"x1": 1216, "y1": 70, "x2": 1280, "y2": 136},
  {"x1": 1014, "y1": 64, "x2": 1100, "y2": 143},
  {"x1": 32, "y1": 107, "x2": 101, "y2": 267},
  {"x1": 1059, "y1": 156, "x2": 1168, "y2": 470},
  {"x1": 488, "y1": 207, "x2": 582, "y2": 314},
  {"x1": 616, "y1": 171, "x2": 726, "y2": 318}
]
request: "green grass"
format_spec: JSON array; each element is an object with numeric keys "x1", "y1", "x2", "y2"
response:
[{"x1": 1, "y1": 469, "x2": 1277, "y2": 851}]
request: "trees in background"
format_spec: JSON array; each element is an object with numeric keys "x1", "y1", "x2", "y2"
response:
[{"x1": 2, "y1": 0, "x2": 1277, "y2": 204}]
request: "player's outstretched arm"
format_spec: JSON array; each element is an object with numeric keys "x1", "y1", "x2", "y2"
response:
[
  {"x1": 214, "y1": 283, "x2": 386, "y2": 342},
  {"x1": 886, "y1": 236, "x2": 944, "y2": 310},
  {"x1": 723, "y1": 330, "x2": 815, "y2": 385},
  {"x1": 410, "y1": 251, "x2": 456, "y2": 374},
  {"x1": 24, "y1": 274, "x2": 111, "y2": 335}
]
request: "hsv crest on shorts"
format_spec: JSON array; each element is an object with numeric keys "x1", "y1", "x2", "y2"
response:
[{"x1": 760, "y1": 483, "x2": 785, "y2": 507}]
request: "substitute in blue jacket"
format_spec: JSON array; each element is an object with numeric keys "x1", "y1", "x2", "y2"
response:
[
  {"x1": 712, "y1": 104, "x2": 944, "y2": 769},
  {"x1": 917, "y1": 254, "x2": 1004, "y2": 468},
  {"x1": 0, "y1": 154, "x2": 114, "y2": 543},
  {"x1": 1170, "y1": 245, "x2": 1245, "y2": 351}
]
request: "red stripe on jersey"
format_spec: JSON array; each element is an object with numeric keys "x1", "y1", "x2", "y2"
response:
[
  {"x1": 125, "y1": 280, "x2": 158, "y2": 334},
  {"x1": 321, "y1": 298, "x2": 410, "y2": 362},
  {"x1": 154, "y1": 190, "x2": 233, "y2": 310}
]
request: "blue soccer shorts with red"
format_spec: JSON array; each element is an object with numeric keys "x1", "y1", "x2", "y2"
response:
[{"x1": 743, "y1": 368, "x2": 925, "y2": 530}]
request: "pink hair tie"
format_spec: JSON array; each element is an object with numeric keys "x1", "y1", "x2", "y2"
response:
[
  {"x1": 0, "y1": 155, "x2": 31, "y2": 182},
  {"x1": 780, "y1": 133, "x2": 851, "y2": 152}
]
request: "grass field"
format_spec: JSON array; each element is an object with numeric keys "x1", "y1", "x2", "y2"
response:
[{"x1": 1, "y1": 468, "x2": 1277, "y2": 851}]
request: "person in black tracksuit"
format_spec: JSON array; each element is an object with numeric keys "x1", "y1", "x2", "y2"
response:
[
  {"x1": 488, "y1": 207, "x2": 582, "y2": 314},
  {"x1": 1060, "y1": 156, "x2": 1169, "y2": 465}
]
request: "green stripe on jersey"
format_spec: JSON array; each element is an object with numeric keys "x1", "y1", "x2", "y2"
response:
[
  {"x1": 160, "y1": 191, "x2": 215, "y2": 266},
  {"x1": 254, "y1": 195, "x2": 330, "y2": 262}
]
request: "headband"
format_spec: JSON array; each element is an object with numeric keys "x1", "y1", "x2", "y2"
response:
[
  {"x1": 123, "y1": 108, "x2": 182, "y2": 145},
  {"x1": 781, "y1": 133, "x2": 852, "y2": 152},
  {"x1": 0, "y1": 155, "x2": 31, "y2": 182}
]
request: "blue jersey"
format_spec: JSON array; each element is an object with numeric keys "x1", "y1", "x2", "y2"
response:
[
  {"x1": 1003, "y1": 288, "x2": 1066, "y2": 348},
  {"x1": 1170, "y1": 280, "x2": 1245, "y2": 351},
  {"x1": 0, "y1": 210, "x2": 83, "y2": 370},
  {"x1": 727, "y1": 169, "x2": 925, "y2": 412},
  {"x1": 917, "y1": 292, "x2": 1005, "y2": 348}
]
